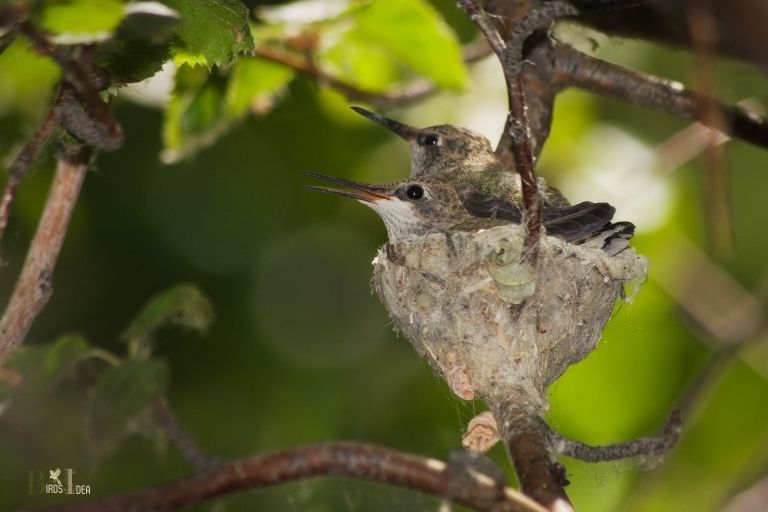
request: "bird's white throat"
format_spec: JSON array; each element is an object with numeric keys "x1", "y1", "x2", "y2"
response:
[{"x1": 367, "y1": 198, "x2": 425, "y2": 242}]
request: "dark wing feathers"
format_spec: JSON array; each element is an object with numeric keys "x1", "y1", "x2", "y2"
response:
[
  {"x1": 460, "y1": 191, "x2": 523, "y2": 222},
  {"x1": 459, "y1": 191, "x2": 634, "y2": 250},
  {"x1": 541, "y1": 202, "x2": 616, "y2": 243}
]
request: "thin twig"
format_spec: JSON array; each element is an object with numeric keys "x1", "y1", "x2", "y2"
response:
[
  {"x1": 36, "y1": 442, "x2": 548, "y2": 512},
  {"x1": 547, "y1": 410, "x2": 682, "y2": 462},
  {"x1": 0, "y1": 105, "x2": 60, "y2": 246},
  {"x1": 254, "y1": 39, "x2": 492, "y2": 109},
  {"x1": 458, "y1": 0, "x2": 506, "y2": 56},
  {"x1": 507, "y1": 81, "x2": 542, "y2": 264},
  {"x1": 152, "y1": 396, "x2": 217, "y2": 471},
  {"x1": 0, "y1": 147, "x2": 91, "y2": 364},
  {"x1": 458, "y1": 0, "x2": 545, "y2": 262},
  {"x1": 494, "y1": 2, "x2": 581, "y2": 263}
]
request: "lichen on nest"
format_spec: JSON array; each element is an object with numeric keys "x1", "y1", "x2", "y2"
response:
[{"x1": 371, "y1": 224, "x2": 647, "y2": 414}]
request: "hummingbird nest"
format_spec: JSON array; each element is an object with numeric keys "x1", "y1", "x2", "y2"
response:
[{"x1": 371, "y1": 225, "x2": 647, "y2": 416}]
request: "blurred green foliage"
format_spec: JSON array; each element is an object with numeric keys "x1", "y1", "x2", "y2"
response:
[{"x1": 1, "y1": 0, "x2": 768, "y2": 511}]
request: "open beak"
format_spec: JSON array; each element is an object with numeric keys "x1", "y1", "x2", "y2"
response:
[
  {"x1": 302, "y1": 171, "x2": 392, "y2": 203},
  {"x1": 351, "y1": 106, "x2": 418, "y2": 141}
]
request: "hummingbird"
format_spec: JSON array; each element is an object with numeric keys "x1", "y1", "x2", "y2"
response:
[
  {"x1": 303, "y1": 172, "x2": 634, "y2": 255},
  {"x1": 350, "y1": 106, "x2": 570, "y2": 208}
]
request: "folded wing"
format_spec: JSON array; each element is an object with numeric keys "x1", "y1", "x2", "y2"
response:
[{"x1": 459, "y1": 190, "x2": 634, "y2": 255}]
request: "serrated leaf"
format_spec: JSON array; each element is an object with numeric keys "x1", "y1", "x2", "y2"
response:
[
  {"x1": 226, "y1": 57, "x2": 293, "y2": 117},
  {"x1": 88, "y1": 359, "x2": 168, "y2": 450},
  {"x1": 95, "y1": 38, "x2": 171, "y2": 83},
  {"x1": 164, "y1": 0, "x2": 254, "y2": 68},
  {"x1": 353, "y1": 0, "x2": 466, "y2": 89},
  {"x1": 92, "y1": 2, "x2": 179, "y2": 84},
  {"x1": 39, "y1": 0, "x2": 125, "y2": 44},
  {"x1": 122, "y1": 283, "x2": 214, "y2": 359},
  {"x1": 162, "y1": 65, "x2": 235, "y2": 162}
]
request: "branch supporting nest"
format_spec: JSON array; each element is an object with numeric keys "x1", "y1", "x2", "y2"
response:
[
  {"x1": 458, "y1": 0, "x2": 561, "y2": 264},
  {"x1": 492, "y1": 401, "x2": 572, "y2": 509}
]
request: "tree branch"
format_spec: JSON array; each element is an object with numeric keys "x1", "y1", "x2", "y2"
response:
[
  {"x1": 37, "y1": 442, "x2": 548, "y2": 512},
  {"x1": 491, "y1": 399, "x2": 573, "y2": 512},
  {"x1": 0, "y1": 147, "x2": 91, "y2": 363},
  {"x1": 0, "y1": 105, "x2": 60, "y2": 246},
  {"x1": 254, "y1": 39, "x2": 492, "y2": 109},
  {"x1": 551, "y1": 43, "x2": 768, "y2": 150}
]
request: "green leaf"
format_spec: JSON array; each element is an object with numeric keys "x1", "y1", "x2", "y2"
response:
[
  {"x1": 321, "y1": 28, "x2": 401, "y2": 93},
  {"x1": 88, "y1": 359, "x2": 168, "y2": 449},
  {"x1": 164, "y1": 0, "x2": 254, "y2": 68},
  {"x1": 0, "y1": 37, "x2": 60, "y2": 117},
  {"x1": 226, "y1": 57, "x2": 294, "y2": 117},
  {"x1": 93, "y1": 2, "x2": 180, "y2": 83},
  {"x1": 95, "y1": 38, "x2": 171, "y2": 83},
  {"x1": 0, "y1": 334, "x2": 91, "y2": 401},
  {"x1": 39, "y1": 0, "x2": 126, "y2": 43},
  {"x1": 162, "y1": 65, "x2": 233, "y2": 162},
  {"x1": 122, "y1": 283, "x2": 214, "y2": 359},
  {"x1": 352, "y1": 0, "x2": 466, "y2": 89}
]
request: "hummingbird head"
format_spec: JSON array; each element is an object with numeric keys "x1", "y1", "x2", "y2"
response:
[
  {"x1": 303, "y1": 172, "x2": 468, "y2": 242},
  {"x1": 351, "y1": 106, "x2": 501, "y2": 178}
]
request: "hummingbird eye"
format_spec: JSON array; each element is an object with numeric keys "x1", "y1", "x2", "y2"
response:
[
  {"x1": 405, "y1": 185, "x2": 425, "y2": 200},
  {"x1": 419, "y1": 134, "x2": 439, "y2": 146}
]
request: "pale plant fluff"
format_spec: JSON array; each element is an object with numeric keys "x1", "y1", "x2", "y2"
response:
[{"x1": 371, "y1": 224, "x2": 647, "y2": 415}]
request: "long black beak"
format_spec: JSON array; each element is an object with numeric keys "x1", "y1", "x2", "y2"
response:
[
  {"x1": 302, "y1": 171, "x2": 392, "y2": 203},
  {"x1": 351, "y1": 106, "x2": 418, "y2": 141}
]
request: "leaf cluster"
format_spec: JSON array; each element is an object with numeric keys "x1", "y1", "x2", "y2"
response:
[
  {"x1": 0, "y1": 284, "x2": 213, "y2": 457},
  {"x1": 0, "y1": 0, "x2": 469, "y2": 162}
]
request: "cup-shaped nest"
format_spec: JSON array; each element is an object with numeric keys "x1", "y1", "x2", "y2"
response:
[{"x1": 371, "y1": 225, "x2": 647, "y2": 414}]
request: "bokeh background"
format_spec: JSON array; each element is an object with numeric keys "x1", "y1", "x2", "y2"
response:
[{"x1": 2, "y1": 1, "x2": 768, "y2": 510}]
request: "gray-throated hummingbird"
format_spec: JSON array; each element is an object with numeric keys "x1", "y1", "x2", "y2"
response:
[
  {"x1": 303, "y1": 172, "x2": 633, "y2": 255},
  {"x1": 350, "y1": 106, "x2": 570, "y2": 208}
]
